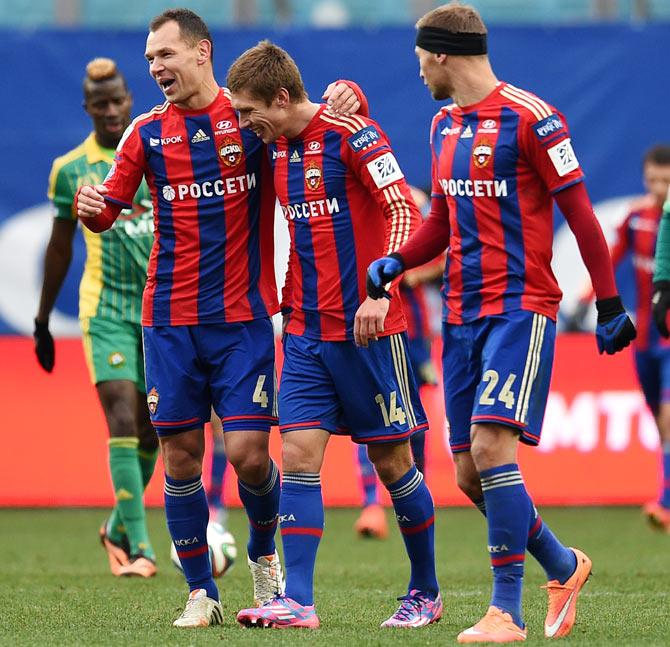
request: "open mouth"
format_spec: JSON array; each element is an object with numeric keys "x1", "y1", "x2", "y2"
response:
[{"x1": 159, "y1": 78, "x2": 175, "y2": 91}]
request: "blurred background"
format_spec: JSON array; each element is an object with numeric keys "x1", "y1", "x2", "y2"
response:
[{"x1": 0, "y1": 0, "x2": 668, "y2": 508}]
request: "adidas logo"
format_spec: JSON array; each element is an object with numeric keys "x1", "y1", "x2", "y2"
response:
[
  {"x1": 460, "y1": 125, "x2": 473, "y2": 138},
  {"x1": 116, "y1": 488, "x2": 134, "y2": 501},
  {"x1": 289, "y1": 149, "x2": 302, "y2": 163},
  {"x1": 191, "y1": 129, "x2": 210, "y2": 143}
]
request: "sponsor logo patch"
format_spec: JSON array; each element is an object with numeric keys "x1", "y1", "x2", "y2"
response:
[
  {"x1": 147, "y1": 387, "x2": 159, "y2": 415},
  {"x1": 460, "y1": 124, "x2": 474, "y2": 138},
  {"x1": 162, "y1": 185, "x2": 176, "y2": 202},
  {"x1": 533, "y1": 113, "x2": 565, "y2": 140},
  {"x1": 547, "y1": 138, "x2": 580, "y2": 177},
  {"x1": 149, "y1": 135, "x2": 183, "y2": 147},
  {"x1": 366, "y1": 152, "x2": 404, "y2": 189},
  {"x1": 218, "y1": 136, "x2": 243, "y2": 167},
  {"x1": 306, "y1": 141, "x2": 321, "y2": 153},
  {"x1": 347, "y1": 125, "x2": 381, "y2": 152},
  {"x1": 191, "y1": 129, "x2": 210, "y2": 143},
  {"x1": 304, "y1": 162, "x2": 322, "y2": 191},
  {"x1": 289, "y1": 149, "x2": 302, "y2": 163}
]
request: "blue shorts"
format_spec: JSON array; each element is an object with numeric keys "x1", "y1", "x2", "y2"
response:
[
  {"x1": 635, "y1": 346, "x2": 670, "y2": 414},
  {"x1": 279, "y1": 332, "x2": 428, "y2": 444},
  {"x1": 442, "y1": 310, "x2": 555, "y2": 453},
  {"x1": 143, "y1": 319, "x2": 277, "y2": 436}
]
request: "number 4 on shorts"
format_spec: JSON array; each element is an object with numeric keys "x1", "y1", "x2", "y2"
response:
[{"x1": 253, "y1": 375, "x2": 269, "y2": 408}]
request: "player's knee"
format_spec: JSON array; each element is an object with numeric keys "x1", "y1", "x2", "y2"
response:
[
  {"x1": 106, "y1": 401, "x2": 137, "y2": 438},
  {"x1": 368, "y1": 445, "x2": 413, "y2": 485},
  {"x1": 455, "y1": 469, "x2": 481, "y2": 501},
  {"x1": 161, "y1": 443, "x2": 202, "y2": 479},
  {"x1": 228, "y1": 449, "x2": 269, "y2": 484},
  {"x1": 138, "y1": 424, "x2": 158, "y2": 453},
  {"x1": 281, "y1": 439, "x2": 317, "y2": 473}
]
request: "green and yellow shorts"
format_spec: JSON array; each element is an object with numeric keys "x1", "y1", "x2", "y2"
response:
[{"x1": 81, "y1": 317, "x2": 145, "y2": 392}]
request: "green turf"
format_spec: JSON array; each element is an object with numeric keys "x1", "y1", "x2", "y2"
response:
[{"x1": 0, "y1": 507, "x2": 668, "y2": 645}]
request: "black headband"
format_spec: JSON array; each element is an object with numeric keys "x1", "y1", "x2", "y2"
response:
[{"x1": 415, "y1": 26, "x2": 487, "y2": 56}]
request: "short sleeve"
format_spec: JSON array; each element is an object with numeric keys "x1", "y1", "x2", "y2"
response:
[{"x1": 47, "y1": 161, "x2": 76, "y2": 221}]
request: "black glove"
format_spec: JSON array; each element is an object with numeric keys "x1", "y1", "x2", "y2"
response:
[
  {"x1": 594, "y1": 296, "x2": 636, "y2": 355},
  {"x1": 653, "y1": 281, "x2": 670, "y2": 338},
  {"x1": 366, "y1": 252, "x2": 404, "y2": 299},
  {"x1": 33, "y1": 318, "x2": 55, "y2": 372}
]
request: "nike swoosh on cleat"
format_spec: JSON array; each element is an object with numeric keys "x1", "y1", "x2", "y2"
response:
[{"x1": 545, "y1": 590, "x2": 576, "y2": 637}]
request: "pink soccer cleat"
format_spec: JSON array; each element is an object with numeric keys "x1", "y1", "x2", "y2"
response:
[
  {"x1": 237, "y1": 596, "x2": 320, "y2": 629},
  {"x1": 381, "y1": 589, "x2": 443, "y2": 628}
]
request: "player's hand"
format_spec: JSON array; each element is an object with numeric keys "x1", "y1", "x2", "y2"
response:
[
  {"x1": 33, "y1": 318, "x2": 55, "y2": 372},
  {"x1": 322, "y1": 82, "x2": 360, "y2": 116},
  {"x1": 354, "y1": 296, "x2": 390, "y2": 347},
  {"x1": 595, "y1": 296, "x2": 636, "y2": 355},
  {"x1": 652, "y1": 281, "x2": 670, "y2": 338},
  {"x1": 77, "y1": 184, "x2": 108, "y2": 218},
  {"x1": 366, "y1": 253, "x2": 404, "y2": 299}
]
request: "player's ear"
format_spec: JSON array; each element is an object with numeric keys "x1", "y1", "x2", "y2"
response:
[
  {"x1": 197, "y1": 38, "x2": 212, "y2": 65},
  {"x1": 275, "y1": 88, "x2": 290, "y2": 108},
  {"x1": 436, "y1": 53, "x2": 448, "y2": 64}
]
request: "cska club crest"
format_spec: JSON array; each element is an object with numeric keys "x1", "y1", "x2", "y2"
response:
[
  {"x1": 147, "y1": 387, "x2": 159, "y2": 415},
  {"x1": 304, "y1": 162, "x2": 322, "y2": 191},
  {"x1": 218, "y1": 136, "x2": 243, "y2": 167},
  {"x1": 473, "y1": 139, "x2": 493, "y2": 168}
]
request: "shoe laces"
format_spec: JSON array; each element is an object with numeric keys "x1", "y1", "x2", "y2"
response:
[
  {"x1": 249, "y1": 555, "x2": 284, "y2": 603},
  {"x1": 392, "y1": 593, "x2": 428, "y2": 621}
]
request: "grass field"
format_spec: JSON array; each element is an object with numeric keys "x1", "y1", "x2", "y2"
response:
[{"x1": 1, "y1": 507, "x2": 668, "y2": 646}]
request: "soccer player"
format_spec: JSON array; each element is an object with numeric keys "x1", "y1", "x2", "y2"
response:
[
  {"x1": 366, "y1": 2, "x2": 636, "y2": 642},
  {"x1": 34, "y1": 58, "x2": 158, "y2": 578},
  {"x1": 228, "y1": 41, "x2": 441, "y2": 630},
  {"x1": 354, "y1": 186, "x2": 441, "y2": 540},
  {"x1": 75, "y1": 9, "x2": 362, "y2": 628},
  {"x1": 574, "y1": 146, "x2": 670, "y2": 531}
]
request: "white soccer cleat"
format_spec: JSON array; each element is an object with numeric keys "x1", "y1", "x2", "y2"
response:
[
  {"x1": 172, "y1": 588, "x2": 223, "y2": 628},
  {"x1": 247, "y1": 551, "x2": 286, "y2": 606}
]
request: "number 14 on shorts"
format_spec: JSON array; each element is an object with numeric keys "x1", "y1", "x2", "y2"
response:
[{"x1": 375, "y1": 391, "x2": 407, "y2": 426}]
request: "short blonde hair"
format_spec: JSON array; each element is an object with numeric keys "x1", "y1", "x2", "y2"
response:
[
  {"x1": 85, "y1": 57, "x2": 118, "y2": 82},
  {"x1": 227, "y1": 40, "x2": 306, "y2": 106},
  {"x1": 417, "y1": 1, "x2": 487, "y2": 34}
]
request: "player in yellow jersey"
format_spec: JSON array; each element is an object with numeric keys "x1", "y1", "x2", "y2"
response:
[{"x1": 34, "y1": 58, "x2": 158, "y2": 577}]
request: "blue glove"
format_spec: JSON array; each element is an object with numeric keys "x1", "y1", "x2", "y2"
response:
[
  {"x1": 595, "y1": 296, "x2": 636, "y2": 355},
  {"x1": 366, "y1": 253, "x2": 404, "y2": 299}
]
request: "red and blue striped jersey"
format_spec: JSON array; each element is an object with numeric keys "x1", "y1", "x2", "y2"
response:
[
  {"x1": 103, "y1": 88, "x2": 278, "y2": 326},
  {"x1": 609, "y1": 196, "x2": 666, "y2": 351},
  {"x1": 431, "y1": 82, "x2": 584, "y2": 324},
  {"x1": 274, "y1": 105, "x2": 420, "y2": 341},
  {"x1": 400, "y1": 283, "x2": 430, "y2": 340}
]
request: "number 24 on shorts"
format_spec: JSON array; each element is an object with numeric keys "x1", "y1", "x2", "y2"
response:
[{"x1": 479, "y1": 370, "x2": 517, "y2": 409}]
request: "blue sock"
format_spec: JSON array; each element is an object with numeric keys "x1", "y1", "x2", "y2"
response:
[
  {"x1": 386, "y1": 465, "x2": 439, "y2": 598},
  {"x1": 527, "y1": 506, "x2": 577, "y2": 583},
  {"x1": 164, "y1": 474, "x2": 218, "y2": 601},
  {"x1": 661, "y1": 441, "x2": 670, "y2": 508},
  {"x1": 357, "y1": 445, "x2": 379, "y2": 507},
  {"x1": 280, "y1": 473, "x2": 324, "y2": 606},
  {"x1": 238, "y1": 460, "x2": 280, "y2": 562},
  {"x1": 474, "y1": 496, "x2": 577, "y2": 585},
  {"x1": 480, "y1": 464, "x2": 531, "y2": 628},
  {"x1": 410, "y1": 430, "x2": 426, "y2": 475},
  {"x1": 207, "y1": 435, "x2": 227, "y2": 510}
]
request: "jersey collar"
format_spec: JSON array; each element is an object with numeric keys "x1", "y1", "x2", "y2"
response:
[{"x1": 84, "y1": 132, "x2": 116, "y2": 165}]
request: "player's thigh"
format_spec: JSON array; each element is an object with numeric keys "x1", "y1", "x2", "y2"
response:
[
  {"x1": 95, "y1": 379, "x2": 142, "y2": 437},
  {"x1": 408, "y1": 336, "x2": 438, "y2": 386},
  {"x1": 279, "y1": 334, "x2": 341, "y2": 435},
  {"x1": 142, "y1": 325, "x2": 210, "y2": 436},
  {"x1": 473, "y1": 311, "x2": 555, "y2": 447},
  {"x1": 81, "y1": 317, "x2": 144, "y2": 390},
  {"x1": 202, "y1": 319, "x2": 277, "y2": 433},
  {"x1": 328, "y1": 333, "x2": 427, "y2": 444},
  {"x1": 442, "y1": 321, "x2": 479, "y2": 454},
  {"x1": 635, "y1": 350, "x2": 661, "y2": 414}
]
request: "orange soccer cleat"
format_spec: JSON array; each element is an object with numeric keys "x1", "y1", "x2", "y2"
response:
[
  {"x1": 542, "y1": 547, "x2": 592, "y2": 638},
  {"x1": 354, "y1": 504, "x2": 389, "y2": 539},
  {"x1": 457, "y1": 606, "x2": 527, "y2": 643},
  {"x1": 643, "y1": 501, "x2": 670, "y2": 532},
  {"x1": 98, "y1": 523, "x2": 130, "y2": 576}
]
